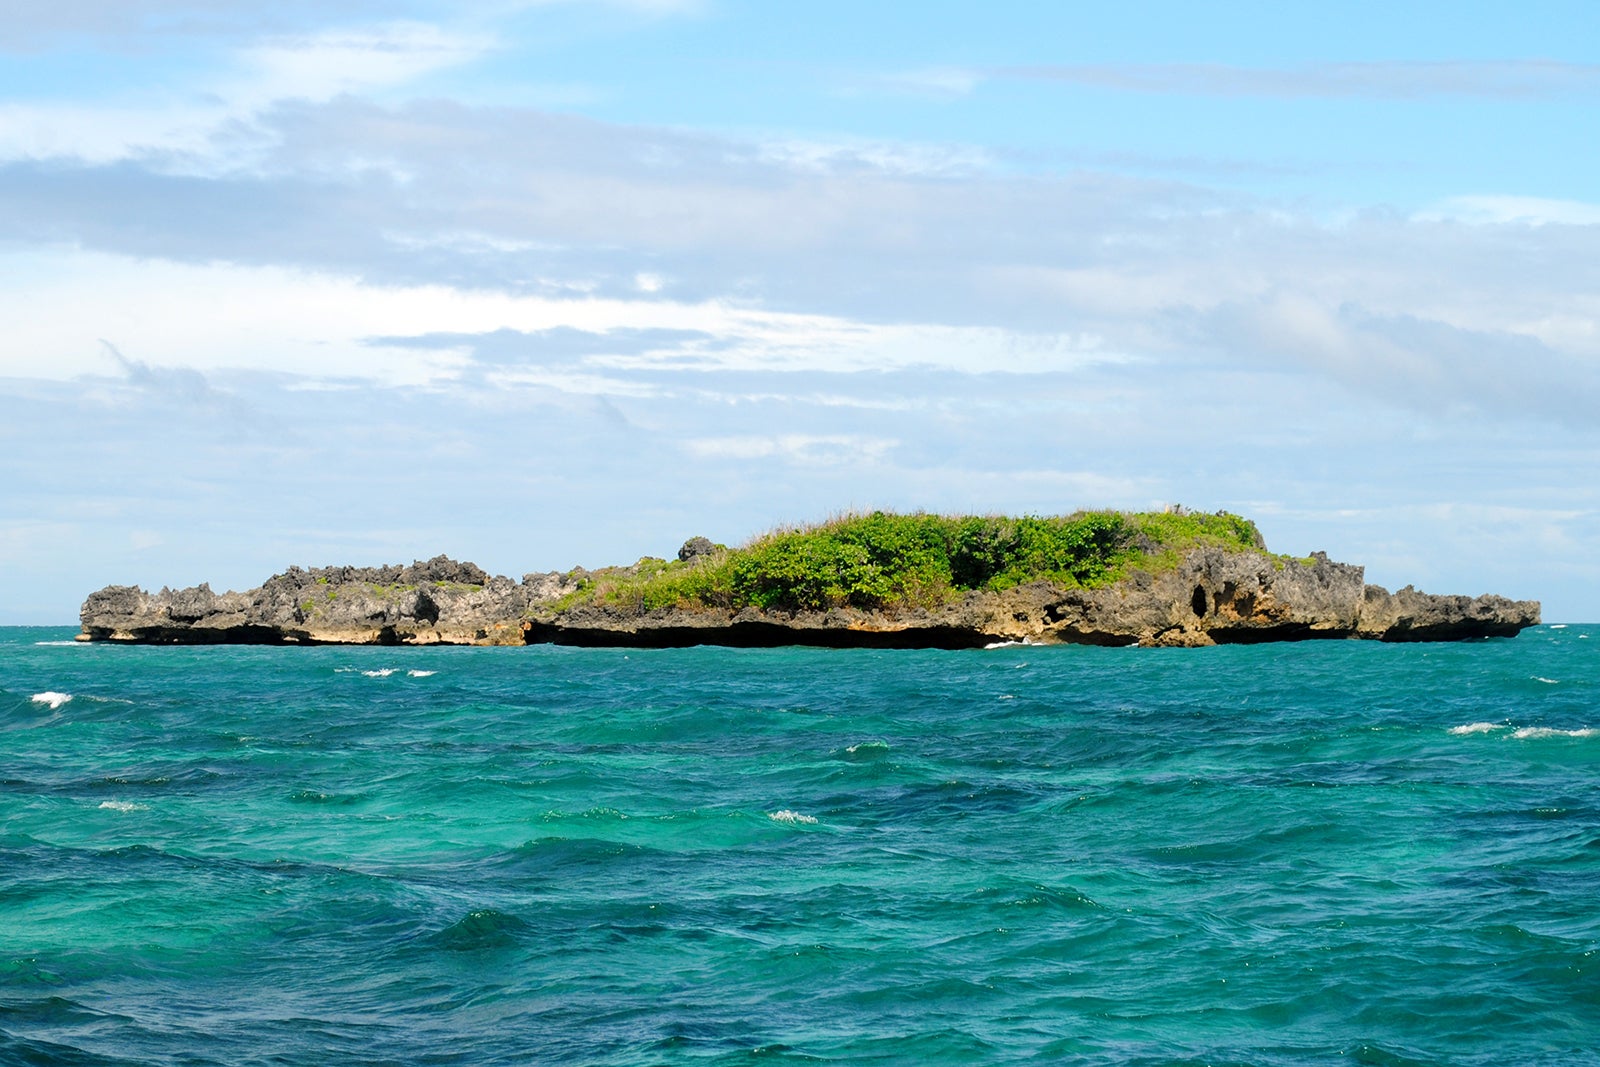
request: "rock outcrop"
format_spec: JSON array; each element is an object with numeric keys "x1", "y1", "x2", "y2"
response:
[
  {"x1": 79, "y1": 548, "x2": 1540, "y2": 648},
  {"x1": 79, "y1": 556, "x2": 529, "y2": 645}
]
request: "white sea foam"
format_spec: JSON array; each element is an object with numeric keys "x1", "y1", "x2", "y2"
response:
[
  {"x1": 33, "y1": 641, "x2": 84, "y2": 647},
  {"x1": 98, "y1": 800, "x2": 146, "y2": 812},
  {"x1": 407, "y1": 670, "x2": 437, "y2": 678},
  {"x1": 845, "y1": 740, "x2": 889, "y2": 754},
  {"x1": 984, "y1": 640, "x2": 1024, "y2": 650},
  {"x1": 1533, "y1": 676, "x2": 1559, "y2": 684},
  {"x1": 30, "y1": 692, "x2": 72, "y2": 709},
  {"x1": 362, "y1": 669, "x2": 397, "y2": 678},
  {"x1": 1550, "y1": 624, "x2": 1568, "y2": 629},
  {"x1": 1449, "y1": 722, "x2": 1506, "y2": 735},
  {"x1": 769, "y1": 810, "x2": 818, "y2": 825},
  {"x1": 1513, "y1": 727, "x2": 1596, "y2": 739}
]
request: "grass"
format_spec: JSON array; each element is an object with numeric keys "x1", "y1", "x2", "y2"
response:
[{"x1": 564, "y1": 509, "x2": 1271, "y2": 616}]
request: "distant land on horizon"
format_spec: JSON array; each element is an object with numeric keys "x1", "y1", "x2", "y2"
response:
[{"x1": 74, "y1": 509, "x2": 1541, "y2": 649}]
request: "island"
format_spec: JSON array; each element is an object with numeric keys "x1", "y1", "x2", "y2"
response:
[{"x1": 77, "y1": 510, "x2": 1540, "y2": 648}]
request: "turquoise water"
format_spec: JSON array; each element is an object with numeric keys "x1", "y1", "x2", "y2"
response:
[{"x1": 2, "y1": 626, "x2": 1597, "y2": 1066}]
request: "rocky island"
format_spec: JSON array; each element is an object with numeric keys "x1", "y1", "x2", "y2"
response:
[{"x1": 78, "y1": 511, "x2": 1540, "y2": 648}]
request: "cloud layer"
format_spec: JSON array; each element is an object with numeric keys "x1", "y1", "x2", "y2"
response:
[{"x1": 5, "y1": 93, "x2": 1596, "y2": 424}]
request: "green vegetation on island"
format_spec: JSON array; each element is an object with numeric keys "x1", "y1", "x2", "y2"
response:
[{"x1": 570, "y1": 510, "x2": 1269, "y2": 614}]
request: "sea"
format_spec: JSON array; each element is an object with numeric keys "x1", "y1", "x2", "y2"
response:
[{"x1": 1, "y1": 624, "x2": 1597, "y2": 1066}]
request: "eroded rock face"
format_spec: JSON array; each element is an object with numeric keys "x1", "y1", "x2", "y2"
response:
[
  {"x1": 522, "y1": 570, "x2": 586, "y2": 602},
  {"x1": 79, "y1": 557, "x2": 530, "y2": 645},
  {"x1": 79, "y1": 548, "x2": 1540, "y2": 647},
  {"x1": 1356, "y1": 584, "x2": 1540, "y2": 641},
  {"x1": 1075, "y1": 546, "x2": 1371, "y2": 646},
  {"x1": 521, "y1": 548, "x2": 1537, "y2": 648}
]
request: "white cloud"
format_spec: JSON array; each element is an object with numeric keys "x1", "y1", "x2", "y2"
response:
[
  {"x1": 1421, "y1": 195, "x2": 1600, "y2": 228},
  {"x1": 0, "y1": 100, "x2": 224, "y2": 164},
  {"x1": 683, "y1": 434, "x2": 897, "y2": 463},
  {"x1": 230, "y1": 22, "x2": 495, "y2": 106},
  {"x1": 755, "y1": 135, "x2": 994, "y2": 178},
  {"x1": 0, "y1": 248, "x2": 1122, "y2": 386},
  {"x1": 0, "y1": 250, "x2": 468, "y2": 384},
  {"x1": 483, "y1": 367, "x2": 666, "y2": 397},
  {"x1": 0, "y1": 22, "x2": 494, "y2": 166}
]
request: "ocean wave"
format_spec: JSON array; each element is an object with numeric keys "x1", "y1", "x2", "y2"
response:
[
  {"x1": 362, "y1": 669, "x2": 397, "y2": 678},
  {"x1": 406, "y1": 670, "x2": 437, "y2": 678},
  {"x1": 98, "y1": 800, "x2": 147, "y2": 813},
  {"x1": 1449, "y1": 721, "x2": 1594, "y2": 739},
  {"x1": 30, "y1": 692, "x2": 72, "y2": 710},
  {"x1": 32, "y1": 640, "x2": 85, "y2": 647},
  {"x1": 769, "y1": 809, "x2": 818, "y2": 824},
  {"x1": 428, "y1": 908, "x2": 530, "y2": 952},
  {"x1": 498, "y1": 835, "x2": 661, "y2": 875},
  {"x1": 1532, "y1": 676, "x2": 1560, "y2": 684},
  {"x1": 536, "y1": 807, "x2": 631, "y2": 825},
  {"x1": 289, "y1": 790, "x2": 366, "y2": 806}
]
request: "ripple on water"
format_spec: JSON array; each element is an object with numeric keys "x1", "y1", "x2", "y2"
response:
[{"x1": 3, "y1": 635, "x2": 1600, "y2": 1065}]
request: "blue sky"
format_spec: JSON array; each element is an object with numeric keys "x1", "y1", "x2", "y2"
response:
[{"x1": 2, "y1": 0, "x2": 1598, "y2": 622}]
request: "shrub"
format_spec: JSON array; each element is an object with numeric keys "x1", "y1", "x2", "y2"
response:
[{"x1": 567, "y1": 509, "x2": 1268, "y2": 615}]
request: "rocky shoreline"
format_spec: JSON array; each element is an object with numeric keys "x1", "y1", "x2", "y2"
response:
[{"x1": 78, "y1": 544, "x2": 1540, "y2": 648}]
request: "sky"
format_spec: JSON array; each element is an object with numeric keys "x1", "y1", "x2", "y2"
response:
[{"x1": 2, "y1": 0, "x2": 1598, "y2": 623}]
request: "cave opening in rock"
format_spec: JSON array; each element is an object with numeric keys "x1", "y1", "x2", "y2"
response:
[
  {"x1": 1192, "y1": 585, "x2": 1208, "y2": 618},
  {"x1": 413, "y1": 591, "x2": 441, "y2": 625}
]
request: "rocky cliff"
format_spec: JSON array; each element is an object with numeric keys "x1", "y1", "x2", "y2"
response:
[
  {"x1": 80, "y1": 556, "x2": 530, "y2": 646},
  {"x1": 79, "y1": 546, "x2": 1539, "y2": 648}
]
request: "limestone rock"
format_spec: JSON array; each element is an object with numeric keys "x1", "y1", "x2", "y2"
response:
[
  {"x1": 78, "y1": 547, "x2": 1540, "y2": 648},
  {"x1": 523, "y1": 570, "x2": 586, "y2": 603},
  {"x1": 79, "y1": 556, "x2": 529, "y2": 645},
  {"x1": 678, "y1": 537, "x2": 718, "y2": 562},
  {"x1": 1355, "y1": 584, "x2": 1541, "y2": 641}
]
